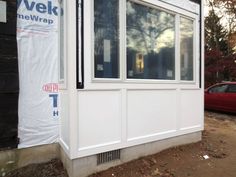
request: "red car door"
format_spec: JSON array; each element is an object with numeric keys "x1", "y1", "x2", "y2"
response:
[
  {"x1": 205, "y1": 84, "x2": 229, "y2": 111},
  {"x1": 223, "y1": 84, "x2": 236, "y2": 113}
]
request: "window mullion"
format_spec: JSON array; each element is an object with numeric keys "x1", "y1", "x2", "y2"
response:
[
  {"x1": 119, "y1": 0, "x2": 126, "y2": 81},
  {"x1": 194, "y1": 17, "x2": 199, "y2": 84},
  {"x1": 175, "y1": 14, "x2": 180, "y2": 82}
]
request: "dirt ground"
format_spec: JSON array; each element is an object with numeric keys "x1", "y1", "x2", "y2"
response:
[
  {"x1": 90, "y1": 111, "x2": 236, "y2": 177},
  {"x1": 5, "y1": 111, "x2": 236, "y2": 177},
  {"x1": 5, "y1": 159, "x2": 68, "y2": 177}
]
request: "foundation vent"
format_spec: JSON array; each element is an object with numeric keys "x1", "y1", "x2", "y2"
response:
[{"x1": 97, "y1": 149, "x2": 121, "y2": 165}]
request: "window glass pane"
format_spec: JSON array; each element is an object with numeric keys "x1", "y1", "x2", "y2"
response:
[
  {"x1": 180, "y1": 17, "x2": 194, "y2": 81},
  {"x1": 94, "y1": 0, "x2": 119, "y2": 78},
  {"x1": 126, "y1": 1, "x2": 175, "y2": 80},
  {"x1": 59, "y1": 0, "x2": 64, "y2": 81},
  {"x1": 209, "y1": 85, "x2": 228, "y2": 93},
  {"x1": 227, "y1": 84, "x2": 236, "y2": 93}
]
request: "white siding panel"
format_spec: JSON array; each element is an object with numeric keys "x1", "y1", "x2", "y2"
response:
[
  {"x1": 60, "y1": 92, "x2": 70, "y2": 150},
  {"x1": 160, "y1": 0, "x2": 199, "y2": 14},
  {"x1": 78, "y1": 90, "x2": 122, "y2": 150},
  {"x1": 180, "y1": 90, "x2": 202, "y2": 130},
  {"x1": 127, "y1": 90, "x2": 177, "y2": 141}
]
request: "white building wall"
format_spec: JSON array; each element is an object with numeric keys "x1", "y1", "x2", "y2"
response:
[
  {"x1": 59, "y1": 0, "x2": 204, "y2": 159},
  {"x1": 59, "y1": 91, "x2": 69, "y2": 152},
  {"x1": 74, "y1": 88, "x2": 203, "y2": 158}
]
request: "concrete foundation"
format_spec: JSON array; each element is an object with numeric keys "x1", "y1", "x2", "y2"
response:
[
  {"x1": 0, "y1": 132, "x2": 201, "y2": 177},
  {"x1": 60, "y1": 131, "x2": 202, "y2": 177},
  {"x1": 0, "y1": 143, "x2": 59, "y2": 177}
]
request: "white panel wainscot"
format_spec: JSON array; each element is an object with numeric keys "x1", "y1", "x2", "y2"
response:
[
  {"x1": 77, "y1": 90, "x2": 122, "y2": 152},
  {"x1": 180, "y1": 90, "x2": 203, "y2": 131},
  {"x1": 127, "y1": 89, "x2": 177, "y2": 142},
  {"x1": 59, "y1": 92, "x2": 70, "y2": 152}
]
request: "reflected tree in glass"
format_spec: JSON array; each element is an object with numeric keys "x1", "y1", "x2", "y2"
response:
[
  {"x1": 180, "y1": 17, "x2": 194, "y2": 81},
  {"x1": 127, "y1": 1, "x2": 175, "y2": 80}
]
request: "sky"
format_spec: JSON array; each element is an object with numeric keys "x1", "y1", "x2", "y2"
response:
[{"x1": 204, "y1": 0, "x2": 230, "y2": 30}]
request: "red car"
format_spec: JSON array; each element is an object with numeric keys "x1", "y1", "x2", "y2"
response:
[{"x1": 205, "y1": 82, "x2": 236, "y2": 113}]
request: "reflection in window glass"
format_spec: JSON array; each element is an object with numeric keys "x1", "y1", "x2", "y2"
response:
[
  {"x1": 209, "y1": 85, "x2": 228, "y2": 93},
  {"x1": 94, "y1": 0, "x2": 119, "y2": 78},
  {"x1": 126, "y1": 1, "x2": 175, "y2": 80},
  {"x1": 227, "y1": 85, "x2": 236, "y2": 93},
  {"x1": 180, "y1": 17, "x2": 194, "y2": 81},
  {"x1": 59, "y1": 0, "x2": 64, "y2": 81}
]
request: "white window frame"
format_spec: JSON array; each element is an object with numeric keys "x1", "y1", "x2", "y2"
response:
[
  {"x1": 92, "y1": 0, "x2": 122, "y2": 82},
  {"x1": 91, "y1": 0, "x2": 200, "y2": 85}
]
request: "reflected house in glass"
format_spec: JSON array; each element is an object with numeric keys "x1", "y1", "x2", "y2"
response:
[
  {"x1": 135, "y1": 53, "x2": 144, "y2": 74},
  {"x1": 59, "y1": 0, "x2": 204, "y2": 176}
]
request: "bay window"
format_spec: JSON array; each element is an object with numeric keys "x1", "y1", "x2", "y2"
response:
[{"x1": 93, "y1": 0, "x2": 198, "y2": 82}]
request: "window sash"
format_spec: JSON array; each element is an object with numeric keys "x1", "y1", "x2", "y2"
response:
[
  {"x1": 92, "y1": 0, "x2": 199, "y2": 84},
  {"x1": 94, "y1": 0, "x2": 120, "y2": 79},
  {"x1": 59, "y1": 0, "x2": 67, "y2": 88}
]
